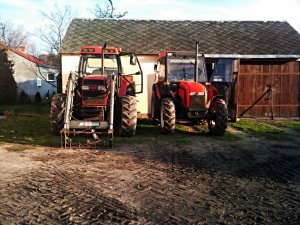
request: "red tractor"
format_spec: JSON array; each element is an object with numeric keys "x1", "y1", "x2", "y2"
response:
[
  {"x1": 151, "y1": 43, "x2": 228, "y2": 135},
  {"x1": 50, "y1": 45, "x2": 143, "y2": 148}
]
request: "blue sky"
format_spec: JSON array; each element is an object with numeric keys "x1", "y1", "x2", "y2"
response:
[{"x1": 1, "y1": 0, "x2": 300, "y2": 51}]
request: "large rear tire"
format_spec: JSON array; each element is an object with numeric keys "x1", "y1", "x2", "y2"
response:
[
  {"x1": 119, "y1": 96, "x2": 137, "y2": 136},
  {"x1": 50, "y1": 93, "x2": 66, "y2": 135},
  {"x1": 160, "y1": 98, "x2": 176, "y2": 134},
  {"x1": 208, "y1": 98, "x2": 228, "y2": 136}
]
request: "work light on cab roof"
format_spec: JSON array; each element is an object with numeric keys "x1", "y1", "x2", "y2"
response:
[{"x1": 80, "y1": 46, "x2": 122, "y2": 55}]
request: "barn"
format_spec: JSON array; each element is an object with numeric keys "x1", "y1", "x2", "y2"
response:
[{"x1": 60, "y1": 19, "x2": 300, "y2": 118}]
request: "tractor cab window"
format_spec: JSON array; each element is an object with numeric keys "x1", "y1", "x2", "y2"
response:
[
  {"x1": 80, "y1": 55, "x2": 118, "y2": 77},
  {"x1": 209, "y1": 59, "x2": 233, "y2": 83},
  {"x1": 158, "y1": 58, "x2": 166, "y2": 82},
  {"x1": 167, "y1": 57, "x2": 207, "y2": 82},
  {"x1": 119, "y1": 53, "x2": 143, "y2": 94}
]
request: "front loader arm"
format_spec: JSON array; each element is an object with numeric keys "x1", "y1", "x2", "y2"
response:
[{"x1": 64, "y1": 72, "x2": 78, "y2": 130}]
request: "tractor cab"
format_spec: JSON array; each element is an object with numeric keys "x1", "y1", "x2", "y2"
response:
[
  {"x1": 155, "y1": 51, "x2": 207, "y2": 83},
  {"x1": 75, "y1": 46, "x2": 143, "y2": 118}
]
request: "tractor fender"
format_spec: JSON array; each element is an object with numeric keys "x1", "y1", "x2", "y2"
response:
[
  {"x1": 207, "y1": 84, "x2": 219, "y2": 101},
  {"x1": 206, "y1": 95, "x2": 224, "y2": 109},
  {"x1": 119, "y1": 75, "x2": 134, "y2": 97}
]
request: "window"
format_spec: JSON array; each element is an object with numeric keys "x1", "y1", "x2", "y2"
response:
[
  {"x1": 209, "y1": 59, "x2": 233, "y2": 83},
  {"x1": 167, "y1": 58, "x2": 207, "y2": 83},
  {"x1": 47, "y1": 73, "x2": 55, "y2": 81}
]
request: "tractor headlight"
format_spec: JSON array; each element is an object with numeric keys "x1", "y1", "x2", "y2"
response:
[
  {"x1": 198, "y1": 92, "x2": 205, "y2": 96},
  {"x1": 82, "y1": 85, "x2": 89, "y2": 90},
  {"x1": 98, "y1": 85, "x2": 106, "y2": 91},
  {"x1": 190, "y1": 92, "x2": 196, "y2": 96}
]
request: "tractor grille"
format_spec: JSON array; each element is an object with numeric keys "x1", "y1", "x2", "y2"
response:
[
  {"x1": 83, "y1": 92, "x2": 106, "y2": 105},
  {"x1": 190, "y1": 95, "x2": 205, "y2": 111}
]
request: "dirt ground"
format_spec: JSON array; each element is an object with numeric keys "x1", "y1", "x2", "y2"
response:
[{"x1": 0, "y1": 124, "x2": 300, "y2": 224}]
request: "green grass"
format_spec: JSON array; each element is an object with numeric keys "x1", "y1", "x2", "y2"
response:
[
  {"x1": 117, "y1": 120, "x2": 240, "y2": 146},
  {"x1": 115, "y1": 120, "x2": 196, "y2": 146},
  {"x1": 0, "y1": 104, "x2": 242, "y2": 148},
  {"x1": 0, "y1": 104, "x2": 50, "y2": 115},
  {"x1": 230, "y1": 119, "x2": 286, "y2": 140},
  {"x1": 0, "y1": 104, "x2": 59, "y2": 147},
  {"x1": 216, "y1": 130, "x2": 242, "y2": 142},
  {"x1": 273, "y1": 121, "x2": 300, "y2": 132}
]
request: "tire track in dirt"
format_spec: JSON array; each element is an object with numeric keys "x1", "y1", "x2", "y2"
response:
[
  {"x1": 117, "y1": 140, "x2": 300, "y2": 224},
  {"x1": 1, "y1": 134, "x2": 300, "y2": 224},
  {"x1": 0, "y1": 161, "x2": 139, "y2": 224}
]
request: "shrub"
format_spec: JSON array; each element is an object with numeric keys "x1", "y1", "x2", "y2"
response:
[
  {"x1": 0, "y1": 48, "x2": 17, "y2": 104},
  {"x1": 35, "y1": 91, "x2": 42, "y2": 104},
  {"x1": 18, "y1": 90, "x2": 31, "y2": 104}
]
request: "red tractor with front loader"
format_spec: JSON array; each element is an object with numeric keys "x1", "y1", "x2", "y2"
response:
[
  {"x1": 50, "y1": 44, "x2": 143, "y2": 148},
  {"x1": 151, "y1": 43, "x2": 229, "y2": 135}
]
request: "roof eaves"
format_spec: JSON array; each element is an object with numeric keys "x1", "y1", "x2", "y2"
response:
[
  {"x1": 9, "y1": 48, "x2": 48, "y2": 66},
  {"x1": 205, "y1": 54, "x2": 300, "y2": 59}
]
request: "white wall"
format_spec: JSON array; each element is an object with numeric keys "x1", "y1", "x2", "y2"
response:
[
  {"x1": 61, "y1": 55, "x2": 80, "y2": 92},
  {"x1": 61, "y1": 54, "x2": 158, "y2": 115},
  {"x1": 136, "y1": 55, "x2": 157, "y2": 115},
  {"x1": 7, "y1": 51, "x2": 58, "y2": 98}
]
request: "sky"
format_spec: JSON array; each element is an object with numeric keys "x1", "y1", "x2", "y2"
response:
[{"x1": 1, "y1": 0, "x2": 300, "y2": 52}]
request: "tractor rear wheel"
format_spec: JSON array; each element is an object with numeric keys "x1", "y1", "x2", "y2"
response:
[
  {"x1": 160, "y1": 98, "x2": 176, "y2": 134},
  {"x1": 119, "y1": 96, "x2": 137, "y2": 136},
  {"x1": 50, "y1": 93, "x2": 66, "y2": 135},
  {"x1": 208, "y1": 98, "x2": 228, "y2": 136}
]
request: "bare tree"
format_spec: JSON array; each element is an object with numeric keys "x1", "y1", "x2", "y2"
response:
[
  {"x1": 91, "y1": 0, "x2": 127, "y2": 19},
  {"x1": 0, "y1": 17, "x2": 35, "y2": 53},
  {"x1": 37, "y1": 4, "x2": 75, "y2": 93},
  {"x1": 37, "y1": 4, "x2": 74, "y2": 56}
]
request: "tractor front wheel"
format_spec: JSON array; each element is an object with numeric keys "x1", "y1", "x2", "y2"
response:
[
  {"x1": 160, "y1": 98, "x2": 176, "y2": 134},
  {"x1": 50, "y1": 93, "x2": 66, "y2": 135},
  {"x1": 208, "y1": 98, "x2": 228, "y2": 136},
  {"x1": 119, "y1": 96, "x2": 137, "y2": 136}
]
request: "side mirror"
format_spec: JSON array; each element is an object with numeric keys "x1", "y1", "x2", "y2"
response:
[{"x1": 130, "y1": 53, "x2": 137, "y2": 65}]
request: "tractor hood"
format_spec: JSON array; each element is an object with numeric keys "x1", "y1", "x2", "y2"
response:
[
  {"x1": 81, "y1": 75, "x2": 108, "y2": 107},
  {"x1": 178, "y1": 81, "x2": 207, "y2": 109}
]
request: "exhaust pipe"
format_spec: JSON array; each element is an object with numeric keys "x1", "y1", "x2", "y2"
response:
[
  {"x1": 195, "y1": 42, "x2": 199, "y2": 83},
  {"x1": 102, "y1": 43, "x2": 107, "y2": 75}
]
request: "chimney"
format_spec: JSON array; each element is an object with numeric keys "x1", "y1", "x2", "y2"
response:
[{"x1": 19, "y1": 45, "x2": 26, "y2": 52}]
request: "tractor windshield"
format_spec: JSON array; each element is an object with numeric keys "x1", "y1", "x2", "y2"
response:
[
  {"x1": 80, "y1": 55, "x2": 118, "y2": 77},
  {"x1": 168, "y1": 58, "x2": 207, "y2": 82}
]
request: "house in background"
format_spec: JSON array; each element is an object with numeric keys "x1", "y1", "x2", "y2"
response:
[
  {"x1": 1, "y1": 43, "x2": 58, "y2": 101},
  {"x1": 60, "y1": 19, "x2": 300, "y2": 118}
]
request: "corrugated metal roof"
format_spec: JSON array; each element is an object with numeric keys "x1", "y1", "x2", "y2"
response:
[{"x1": 60, "y1": 19, "x2": 300, "y2": 57}]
